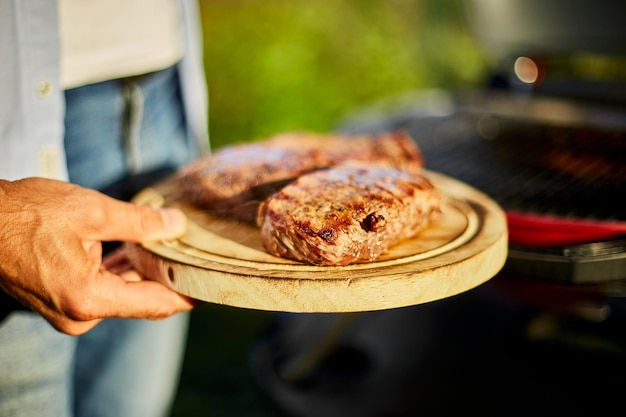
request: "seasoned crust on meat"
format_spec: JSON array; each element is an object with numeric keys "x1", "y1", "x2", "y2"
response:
[
  {"x1": 177, "y1": 130, "x2": 423, "y2": 222},
  {"x1": 257, "y1": 161, "x2": 442, "y2": 266}
]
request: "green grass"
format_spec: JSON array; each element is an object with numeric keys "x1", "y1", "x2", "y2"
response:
[{"x1": 199, "y1": 0, "x2": 487, "y2": 149}]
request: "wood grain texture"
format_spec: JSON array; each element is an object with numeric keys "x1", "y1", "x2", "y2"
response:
[{"x1": 125, "y1": 171, "x2": 508, "y2": 312}]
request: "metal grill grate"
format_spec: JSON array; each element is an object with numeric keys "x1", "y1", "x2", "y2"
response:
[{"x1": 395, "y1": 108, "x2": 626, "y2": 223}]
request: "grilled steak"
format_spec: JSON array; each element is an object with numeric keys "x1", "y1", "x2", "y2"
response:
[
  {"x1": 177, "y1": 130, "x2": 423, "y2": 222},
  {"x1": 257, "y1": 161, "x2": 442, "y2": 266}
]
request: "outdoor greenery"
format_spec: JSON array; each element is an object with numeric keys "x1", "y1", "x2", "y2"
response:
[{"x1": 199, "y1": 0, "x2": 488, "y2": 149}]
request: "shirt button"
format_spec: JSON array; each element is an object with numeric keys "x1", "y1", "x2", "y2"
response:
[{"x1": 37, "y1": 80, "x2": 53, "y2": 97}]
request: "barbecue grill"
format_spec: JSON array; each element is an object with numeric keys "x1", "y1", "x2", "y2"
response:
[
  {"x1": 251, "y1": 2, "x2": 626, "y2": 415},
  {"x1": 340, "y1": 89, "x2": 626, "y2": 284},
  {"x1": 341, "y1": 0, "x2": 626, "y2": 285}
]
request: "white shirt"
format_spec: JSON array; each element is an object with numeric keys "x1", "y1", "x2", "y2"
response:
[
  {"x1": 0, "y1": 0, "x2": 209, "y2": 181},
  {"x1": 59, "y1": 0, "x2": 184, "y2": 89}
]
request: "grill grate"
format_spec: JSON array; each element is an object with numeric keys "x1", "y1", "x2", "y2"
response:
[
  {"x1": 395, "y1": 110, "x2": 626, "y2": 223},
  {"x1": 340, "y1": 93, "x2": 626, "y2": 282}
]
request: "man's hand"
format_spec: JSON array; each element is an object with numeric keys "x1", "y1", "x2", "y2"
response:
[{"x1": 0, "y1": 177, "x2": 194, "y2": 335}]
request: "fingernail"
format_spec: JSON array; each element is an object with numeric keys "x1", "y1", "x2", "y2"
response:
[{"x1": 160, "y1": 208, "x2": 187, "y2": 235}]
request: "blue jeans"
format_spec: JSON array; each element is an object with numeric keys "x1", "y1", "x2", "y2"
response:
[{"x1": 0, "y1": 66, "x2": 197, "y2": 417}]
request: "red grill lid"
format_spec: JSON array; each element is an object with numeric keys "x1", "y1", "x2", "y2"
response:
[{"x1": 506, "y1": 211, "x2": 626, "y2": 247}]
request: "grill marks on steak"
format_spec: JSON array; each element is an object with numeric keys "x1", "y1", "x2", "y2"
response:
[
  {"x1": 177, "y1": 131, "x2": 423, "y2": 222},
  {"x1": 257, "y1": 161, "x2": 442, "y2": 266}
]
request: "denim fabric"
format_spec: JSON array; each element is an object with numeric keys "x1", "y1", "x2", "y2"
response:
[
  {"x1": 0, "y1": 313, "x2": 75, "y2": 417},
  {"x1": 64, "y1": 66, "x2": 195, "y2": 190},
  {"x1": 73, "y1": 315, "x2": 190, "y2": 417},
  {"x1": 0, "y1": 66, "x2": 196, "y2": 417},
  {"x1": 0, "y1": 314, "x2": 189, "y2": 417},
  {"x1": 0, "y1": 0, "x2": 208, "y2": 182}
]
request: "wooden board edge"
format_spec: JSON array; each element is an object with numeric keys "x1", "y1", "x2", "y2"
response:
[{"x1": 125, "y1": 229, "x2": 507, "y2": 313}]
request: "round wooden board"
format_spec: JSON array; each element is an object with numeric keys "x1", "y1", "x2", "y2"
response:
[{"x1": 126, "y1": 170, "x2": 508, "y2": 312}]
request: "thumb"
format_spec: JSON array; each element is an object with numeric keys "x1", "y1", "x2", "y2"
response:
[
  {"x1": 123, "y1": 206, "x2": 188, "y2": 242},
  {"x1": 87, "y1": 196, "x2": 188, "y2": 243},
  {"x1": 147, "y1": 207, "x2": 188, "y2": 240}
]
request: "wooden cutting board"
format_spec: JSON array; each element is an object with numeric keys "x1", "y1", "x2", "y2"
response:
[{"x1": 126, "y1": 170, "x2": 508, "y2": 312}]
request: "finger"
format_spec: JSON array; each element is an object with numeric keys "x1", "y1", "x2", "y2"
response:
[
  {"x1": 85, "y1": 195, "x2": 188, "y2": 243},
  {"x1": 115, "y1": 270, "x2": 199, "y2": 306},
  {"x1": 118, "y1": 269, "x2": 143, "y2": 282},
  {"x1": 51, "y1": 316, "x2": 103, "y2": 336},
  {"x1": 46, "y1": 271, "x2": 192, "y2": 336},
  {"x1": 102, "y1": 248, "x2": 134, "y2": 274},
  {"x1": 1, "y1": 283, "x2": 103, "y2": 336},
  {"x1": 102, "y1": 247, "x2": 126, "y2": 266},
  {"x1": 90, "y1": 270, "x2": 195, "y2": 320}
]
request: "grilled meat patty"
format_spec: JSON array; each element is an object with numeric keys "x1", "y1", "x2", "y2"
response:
[
  {"x1": 257, "y1": 161, "x2": 442, "y2": 266},
  {"x1": 177, "y1": 130, "x2": 423, "y2": 222}
]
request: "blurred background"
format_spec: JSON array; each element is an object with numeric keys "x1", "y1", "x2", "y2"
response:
[
  {"x1": 199, "y1": 0, "x2": 486, "y2": 149},
  {"x1": 172, "y1": 1, "x2": 486, "y2": 416}
]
